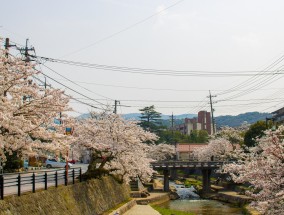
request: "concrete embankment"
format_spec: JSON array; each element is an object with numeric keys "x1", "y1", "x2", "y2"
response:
[
  {"x1": 0, "y1": 176, "x2": 130, "y2": 215},
  {"x1": 200, "y1": 185, "x2": 261, "y2": 215},
  {"x1": 108, "y1": 192, "x2": 170, "y2": 215}
]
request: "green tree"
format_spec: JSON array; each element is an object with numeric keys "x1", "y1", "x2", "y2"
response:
[
  {"x1": 189, "y1": 130, "x2": 198, "y2": 143},
  {"x1": 244, "y1": 121, "x2": 267, "y2": 147},
  {"x1": 197, "y1": 130, "x2": 209, "y2": 143},
  {"x1": 157, "y1": 130, "x2": 189, "y2": 144},
  {"x1": 3, "y1": 152, "x2": 23, "y2": 171},
  {"x1": 139, "y1": 105, "x2": 162, "y2": 132}
]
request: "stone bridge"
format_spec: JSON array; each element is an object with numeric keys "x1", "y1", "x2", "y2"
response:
[{"x1": 151, "y1": 161, "x2": 226, "y2": 192}]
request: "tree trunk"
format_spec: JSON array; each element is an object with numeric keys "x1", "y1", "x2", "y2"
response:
[{"x1": 82, "y1": 151, "x2": 114, "y2": 180}]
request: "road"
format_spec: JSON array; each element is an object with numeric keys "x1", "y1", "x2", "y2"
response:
[{"x1": 1, "y1": 163, "x2": 89, "y2": 197}]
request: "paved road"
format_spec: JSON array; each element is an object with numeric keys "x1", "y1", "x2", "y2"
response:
[{"x1": 1, "y1": 163, "x2": 89, "y2": 197}]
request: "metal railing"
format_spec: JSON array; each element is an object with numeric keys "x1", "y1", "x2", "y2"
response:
[{"x1": 0, "y1": 167, "x2": 82, "y2": 200}]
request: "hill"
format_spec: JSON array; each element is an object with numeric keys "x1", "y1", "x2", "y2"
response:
[
  {"x1": 78, "y1": 112, "x2": 272, "y2": 128},
  {"x1": 215, "y1": 112, "x2": 272, "y2": 128},
  {"x1": 122, "y1": 113, "x2": 197, "y2": 121}
]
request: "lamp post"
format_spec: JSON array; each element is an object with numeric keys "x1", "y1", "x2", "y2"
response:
[{"x1": 65, "y1": 127, "x2": 74, "y2": 185}]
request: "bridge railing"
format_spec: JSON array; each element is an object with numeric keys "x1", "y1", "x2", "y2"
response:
[{"x1": 150, "y1": 161, "x2": 228, "y2": 168}]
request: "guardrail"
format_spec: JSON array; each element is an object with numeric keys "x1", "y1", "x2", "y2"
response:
[{"x1": 0, "y1": 167, "x2": 82, "y2": 200}]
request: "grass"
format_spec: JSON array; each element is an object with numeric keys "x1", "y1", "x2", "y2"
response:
[
  {"x1": 184, "y1": 178, "x2": 202, "y2": 189},
  {"x1": 103, "y1": 198, "x2": 132, "y2": 214},
  {"x1": 151, "y1": 205, "x2": 195, "y2": 215}
]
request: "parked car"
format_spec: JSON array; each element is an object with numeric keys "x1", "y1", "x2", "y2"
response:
[
  {"x1": 45, "y1": 159, "x2": 73, "y2": 168},
  {"x1": 68, "y1": 159, "x2": 76, "y2": 164}
]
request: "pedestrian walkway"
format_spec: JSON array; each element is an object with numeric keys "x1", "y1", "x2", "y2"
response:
[{"x1": 123, "y1": 205, "x2": 161, "y2": 215}]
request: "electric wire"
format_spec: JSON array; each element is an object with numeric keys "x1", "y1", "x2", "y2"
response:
[
  {"x1": 61, "y1": 0, "x2": 186, "y2": 57},
  {"x1": 51, "y1": 79, "x2": 284, "y2": 93},
  {"x1": 30, "y1": 55, "x2": 284, "y2": 77},
  {"x1": 216, "y1": 54, "x2": 284, "y2": 96},
  {"x1": 40, "y1": 63, "x2": 113, "y2": 101}
]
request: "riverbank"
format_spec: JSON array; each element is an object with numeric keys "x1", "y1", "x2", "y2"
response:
[
  {"x1": 107, "y1": 177, "x2": 260, "y2": 215},
  {"x1": 157, "y1": 177, "x2": 260, "y2": 215},
  {"x1": 199, "y1": 185, "x2": 260, "y2": 215},
  {"x1": 108, "y1": 192, "x2": 170, "y2": 215},
  {"x1": 0, "y1": 176, "x2": 130, "y2": 215}
]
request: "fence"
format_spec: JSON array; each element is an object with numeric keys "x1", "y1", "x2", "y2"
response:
[{"x1": 0, "y1": 167, "x2": 82, "y2": 200}]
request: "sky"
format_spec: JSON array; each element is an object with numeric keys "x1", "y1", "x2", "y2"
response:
[{"x1": 1, "y1": 0, "x2": 284, "y2": 117}]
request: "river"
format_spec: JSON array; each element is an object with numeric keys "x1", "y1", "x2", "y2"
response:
[
  {"x1": 155, "y1": 183, "x2": 243, "y2": 215},
  {"x1": 157, "y1": 199, "x2": 243, "y2": 215}
]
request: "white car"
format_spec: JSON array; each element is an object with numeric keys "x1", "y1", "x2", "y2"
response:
[{"x1": 45, "y1": 159, "x2": 73, "y2": 168}]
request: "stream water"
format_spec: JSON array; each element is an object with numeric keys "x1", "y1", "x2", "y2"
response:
[{"x1": 156, "y1": 183, "x2": 243, "y2": 215}]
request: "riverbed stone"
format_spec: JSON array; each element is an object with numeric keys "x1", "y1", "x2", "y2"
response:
[{"x1": 169, "y1": 191, "x2": 180, "y2": 200}]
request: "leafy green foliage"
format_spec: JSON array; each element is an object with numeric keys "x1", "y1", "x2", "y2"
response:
[
  {"x1": 157, "y1": 129, "x2": 208, "y2": 144},
  {"x1": 184, "y1": 178, "x2": 202, "y2": 188},
  {"x1": 244, "y1": 121, "x2": 267, "y2": 147},
  {"x1": 139, "y1": 105, "x2": 162, "y2": 132},
  {"x1": 189, "y1": 130, "x2": 209, "y2": 143},
  {"x1": 151, "y1": 205, "x2": 195, "y2": 215},
  {"x1": 3, "y1": 152, "x2": 23, "y2": 171}
]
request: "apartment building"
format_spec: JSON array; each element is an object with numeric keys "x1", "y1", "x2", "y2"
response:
[{"x1": 176, "y1": 110, "x2": 214, "y2": 135}]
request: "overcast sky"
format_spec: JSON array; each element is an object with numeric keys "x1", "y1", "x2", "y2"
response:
[{"x1": 1, "y1": 0, "x2": 284, "y2": 117}]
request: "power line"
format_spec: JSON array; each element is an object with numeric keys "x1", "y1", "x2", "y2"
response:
[
  {"x1": 216, "y1": 55, "x2": 284, "y2": 96},
  {"x1": 40, "y1": 64, "x2": 113, "y2": 101},
  {"x1": 35, "y1": 69, "x2": 108, "y2": 108},
  {"x1": 20, "y1": 47, "x2": 111, "y2": 109},
  {"x1": 30, "y1": 69, "x2": 105, "y2": 110},
  {"x1": 51, "y1": 78, "x2": 284, "y2": 93},
  {"x1": 70, "y1": 97, "x2": 284, "y2": 103},
  {"x1": 61, "y1": 0, "x2": 186, "y2": 57},
  {"x1": 30, "y1": 55, "x2": 284, "y2": 77}
]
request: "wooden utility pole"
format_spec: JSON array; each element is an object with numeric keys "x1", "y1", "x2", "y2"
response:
[
  {"x1": 4, "y1": 38, "x2": 9, "y2": 53},
  {"x1": 114, "y1": 100, "x2": 120, "y2": 114},
  {"x1": 209, "y1": 90, "x2": 216, "y2": 134},
  {"x1": 171, "y1": 112, "x2": 174, "y2": 142},
  {"x1": 4, "y1": 38, "x2": 16, "y2": 57}
]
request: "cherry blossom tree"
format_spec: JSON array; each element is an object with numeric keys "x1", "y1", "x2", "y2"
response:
[
  {"x1": 0, "y1": 45, "x2": 73, "y2": 163},
  {"x1": 74, "y1": 112, "x2": 158, "y2": 184},
  {"x1": 213, "y1": 126, "x2": 244, "y2": 145},
  {"x1": 222, "y1": 126, "x2": 284, "y2": 214},
  {"x1": 147, "y1": 143, "x2": 175, "y2": 161},
  {"x1": 192, "y1": 126, "x2": 244, "y2": 161},
  {"x1": 192, "y1": 138, "x2": 234, "y2": 161}
]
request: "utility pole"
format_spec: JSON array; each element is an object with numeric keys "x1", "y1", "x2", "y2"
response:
[
  {"x1": 114, "y1": 100, "x2": 120, "y2": 114},
  {"x1": 209, "y1": 90, "x2": 216, "y2": 134},
  {"x1": 171, "y1": 112, "x2": 174, "y2": 141},
  {"x1": 170, "y1": 113, "x2": 178, "y2": 160},
  {"x1": 4, "y1": 38, "x2": 9, "y2": 54},
  {"x1": 39, "y1": 77, "x2": 51, "y2": 89},
  {"x1": 19, "y1": 39, "x2": 34, "y2": 62},
  {"x1": 4, "y1": 38, "x2": 16, "y2": 57}
]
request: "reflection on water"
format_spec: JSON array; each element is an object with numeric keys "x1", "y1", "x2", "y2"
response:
[{"x1": 157, "y1": 199, "x2": 243, "y2": 215}]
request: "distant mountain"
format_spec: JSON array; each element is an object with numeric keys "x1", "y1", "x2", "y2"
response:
[
  {"x1": 77, "y1": 113, "x2": 91, "y2": 120},
  {"x1": 77, "y1": 112, "x2": 271, "y2": 128},
  {"x1": 122, "y1": 113, "x2": 197, "y2": 121},
  {"x1": 215, "y1": 112, "x2": 272, "y2": 128}
]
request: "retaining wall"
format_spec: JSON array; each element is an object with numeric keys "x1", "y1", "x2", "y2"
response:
[{"x1": 0, "y1": 176, "x2": 130, "y2": 215}]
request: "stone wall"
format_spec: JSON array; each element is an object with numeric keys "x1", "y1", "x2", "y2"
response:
[{"x1": 0, "y1": 176, "x2": 130, "y2": 215}]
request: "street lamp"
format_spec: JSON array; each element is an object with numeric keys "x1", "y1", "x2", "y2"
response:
[{"x1": 65, "y1": 127, "x2": 74, "y2": 184}]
